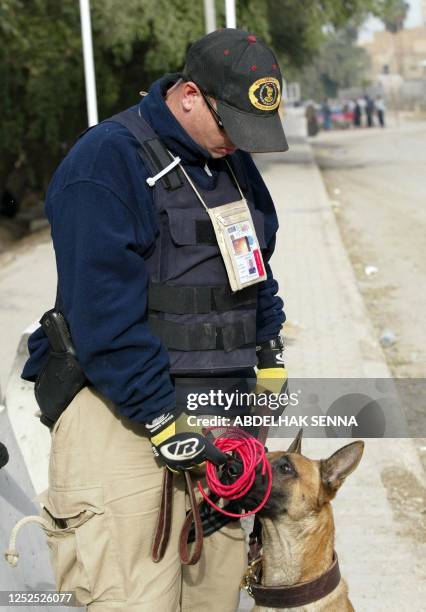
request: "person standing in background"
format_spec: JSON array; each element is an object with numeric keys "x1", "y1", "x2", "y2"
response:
[
  {"x1": 357, "y1": 96, "x2": 366, "y2": 126},
  {"x1": 376, "y1": 95, "x2": 386, "y2": 127},
  {"x1": 321, "y1": 99, "x2": 332, "y2": 130},
  {"x1": 365, "y1": 95, "x2": 375, "y2": 128},
  {"x1": 305, "y1": 101, "x2": 319, "y2": 136},
  {"x1": 353, "y1": 99, "x2": 361, "y2": 127}
]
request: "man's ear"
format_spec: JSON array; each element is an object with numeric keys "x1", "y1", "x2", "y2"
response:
[
  {"x1": 320, "y1": 441, "x2": 364, "y2": 497},
  {"x1": 181, "y1": 81, "x2": 201, "y2": 111},
  {"x1": 287, "y1": 429, "x2": 303, "y2": 454}
]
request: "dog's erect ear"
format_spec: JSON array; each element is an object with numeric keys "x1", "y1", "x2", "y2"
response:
[
  {"x1": 287, "y1": 429, "x2": 303, "y2": 454},
  {"x1": 320, "y1": 441, "x2": 364, "y2": 497}
]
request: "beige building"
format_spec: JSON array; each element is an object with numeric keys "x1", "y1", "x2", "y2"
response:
[{"x1": 360, "y1": 26, "x2": 426, "y2": 81}]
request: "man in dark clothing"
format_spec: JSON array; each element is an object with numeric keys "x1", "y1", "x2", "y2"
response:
[
  {"x1": 365, "y1": 95, "x2": 375, "y2": 127},
  {"x1": 20, "y1": 29, "x2": 288, "y2": 611},
  {"x1": 353, "y1": 99, "x2": 361, "y2": 127}
]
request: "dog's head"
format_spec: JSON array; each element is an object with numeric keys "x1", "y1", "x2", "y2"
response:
[{"x1": 243, "y1": 430, "x2": 364, "y2": 520}]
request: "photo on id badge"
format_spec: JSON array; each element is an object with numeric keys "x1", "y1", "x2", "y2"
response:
[{"x1": 228, "y1": 221, "x2": 264, "y2": 284}]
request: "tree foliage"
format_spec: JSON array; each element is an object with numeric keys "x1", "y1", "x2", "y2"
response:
[
  {"x1": 373, "y1": 0, "x2": 409, "y2": 33},
  {"x1": 0, "y1": 0, "x2": 390, "y2": 201},
  {"x1": 266, "y1": 0, "x2": 375, "y2": 70}
]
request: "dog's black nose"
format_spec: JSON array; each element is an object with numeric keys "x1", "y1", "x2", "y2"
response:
[{"x1": 220, "y1": 456, "x2": 243, "y2": 484}]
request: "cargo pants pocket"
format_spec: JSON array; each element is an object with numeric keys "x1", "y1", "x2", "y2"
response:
[{"x1": 39, "y1": 487, "x2": 125, "y2": 606}]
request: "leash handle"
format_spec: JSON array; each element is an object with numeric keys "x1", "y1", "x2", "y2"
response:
[
  {"x1": 151, "y1": 468, "x2": 174, "y2": 563},
  {"x1": 151, "y1": 469, "x2": 204, "y2": 565},
  {"x1": 179, "y1": 471, "x2": 203, "y2": 565}
]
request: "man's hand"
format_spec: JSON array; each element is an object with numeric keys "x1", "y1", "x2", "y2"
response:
[
  {"x1": 255, "y1": 336, "x2": 288, "y2": 396},
  {"x1": 146, "y1": 412, "x2": 228, "y2": 472}
]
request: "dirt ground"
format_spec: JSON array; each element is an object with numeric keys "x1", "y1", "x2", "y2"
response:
[
  {"x1": 312, "y1": 121, "x2": 426, "y2": 381},
  {"x1": 0, "y1": 224, "x2": 50, "y2": 266},
  {"x1": 312, "y1": 119, "x2": 426, "y2": 476}
]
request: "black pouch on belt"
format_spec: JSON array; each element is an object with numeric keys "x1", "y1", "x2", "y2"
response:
[{"x1": 34, "y1": 309, "x2": 88, "y2": 429}]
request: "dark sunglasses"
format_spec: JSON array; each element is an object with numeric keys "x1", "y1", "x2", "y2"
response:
[{"x1": 200, "y1": 90, "x2": 225, "y2": 130}]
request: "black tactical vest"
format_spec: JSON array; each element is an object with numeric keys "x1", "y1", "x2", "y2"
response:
[{"x1": 110, "y1": 109, "x2": 266, "y2": 374}]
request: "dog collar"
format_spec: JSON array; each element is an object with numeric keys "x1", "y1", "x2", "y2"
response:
[{"x1": 244, "y1": 551, "x2": 341, "y2": 608}]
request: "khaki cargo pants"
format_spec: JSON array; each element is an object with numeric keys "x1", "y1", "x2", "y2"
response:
[{"x1": 39, "y1": 386, "x2": 246, "y2": 611}]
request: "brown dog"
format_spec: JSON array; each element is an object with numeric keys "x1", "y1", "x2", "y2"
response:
[{"x1": 245, "y1": 431, "x2": 364, "y2": 611}]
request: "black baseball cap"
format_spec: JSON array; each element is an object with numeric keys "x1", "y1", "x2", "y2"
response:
[{"x1": 183, "y1": 28, "x2": 288, "y2": 153}]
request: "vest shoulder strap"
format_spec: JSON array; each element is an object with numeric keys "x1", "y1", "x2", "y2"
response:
[{"x1": 108, "y1": 109, "x2": 184, "y2": 191}]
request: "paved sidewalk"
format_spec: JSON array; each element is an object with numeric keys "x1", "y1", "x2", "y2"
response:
[
  {"x1": 0, "y1": 237, "x2": 55, "y2": 393},
  {"x1": 239, "y1": 108, "x2": 425, "y2": 611}
]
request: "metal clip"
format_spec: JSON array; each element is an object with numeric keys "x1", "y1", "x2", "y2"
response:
[{"x1": 240, "y1": 557, "x2": 262, "y2": 598}]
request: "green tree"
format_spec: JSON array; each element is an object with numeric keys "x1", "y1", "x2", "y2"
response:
[
  {"x1": 265, "y1": 0, "x2": 374, "y2": 70},
  {"x1": 0, "y1": 0, "x2": 87, "y2": 195},
  {"x1": 0, "y1": 0, "x2": 206, "y2": 198},
  {"x1": 374, "y1": 0, "x2": 409, "y2": 33},
  {"x1": 0, "y1": 0, "x2": 386, "y2": 206}
]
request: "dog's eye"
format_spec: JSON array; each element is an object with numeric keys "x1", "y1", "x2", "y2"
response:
[{"x1": 279, "y1": 459, "x2": 295, "y2": 476}]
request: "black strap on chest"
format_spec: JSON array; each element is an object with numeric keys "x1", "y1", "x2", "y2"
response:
[
  {"x1": 149, "y1": 283, "x2": 257, "y2": 315},
  {"x1": 108, "y1": 109, "x2": 184, "y2": 191},
  {"x1": 148, "y1": 313, "x2": 256, "y2": 352}
]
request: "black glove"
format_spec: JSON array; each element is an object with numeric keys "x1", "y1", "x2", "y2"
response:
[{"x1": 146, "y1": 412, "x2": 228, "y2": 472}]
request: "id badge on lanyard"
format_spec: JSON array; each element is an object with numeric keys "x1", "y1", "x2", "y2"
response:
[{"x1": 179, "y1": 160, "x2": 267, "y2": 292}]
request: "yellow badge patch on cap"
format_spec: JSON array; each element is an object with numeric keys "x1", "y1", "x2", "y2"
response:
[{"x1": 249, "y1": 77, "x2": 281, "y2": 111}]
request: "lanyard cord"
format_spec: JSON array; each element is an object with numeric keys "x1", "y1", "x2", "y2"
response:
[{"x1": 175, "y1": 156, "x2": 246, "y2": 213}]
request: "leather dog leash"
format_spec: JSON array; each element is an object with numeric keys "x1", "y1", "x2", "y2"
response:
[
  {"x1": 245, "y1": 551, "x2": 341, "y2": 608},
  {"x1": 152, "y1": 469, "x2": 203, "y2": 565},
  {"x1": 151, "y1": 467, "x2": 174, "y2": 563},
  {"x1": 178, "y1": 472, "x2": 203, "y2": 564}
]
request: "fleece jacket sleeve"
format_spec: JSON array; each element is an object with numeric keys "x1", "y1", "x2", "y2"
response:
[{"x1": 48, "y1": 179, "x2": 176, "y2": 423}]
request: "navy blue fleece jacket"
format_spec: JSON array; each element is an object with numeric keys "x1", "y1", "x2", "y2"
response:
[{"x1": 21, "y1": 75, "x2": 285, "y2": 423}]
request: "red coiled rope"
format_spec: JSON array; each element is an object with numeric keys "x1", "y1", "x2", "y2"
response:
[{"x1": 197, "y1": 428, "x2": 272, "y2": 518}]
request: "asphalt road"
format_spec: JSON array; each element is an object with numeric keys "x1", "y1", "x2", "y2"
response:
[{"x1": 312, "y1": 120, "x2": 426, "y2": 444}]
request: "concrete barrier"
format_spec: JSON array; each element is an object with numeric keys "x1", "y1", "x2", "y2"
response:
[
  {"x1": 5, "y1": 325, "x2": 50, "y2": 495},
  {"x1": 0, "y1": 331, "x2": 82, "y2": 610}
]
